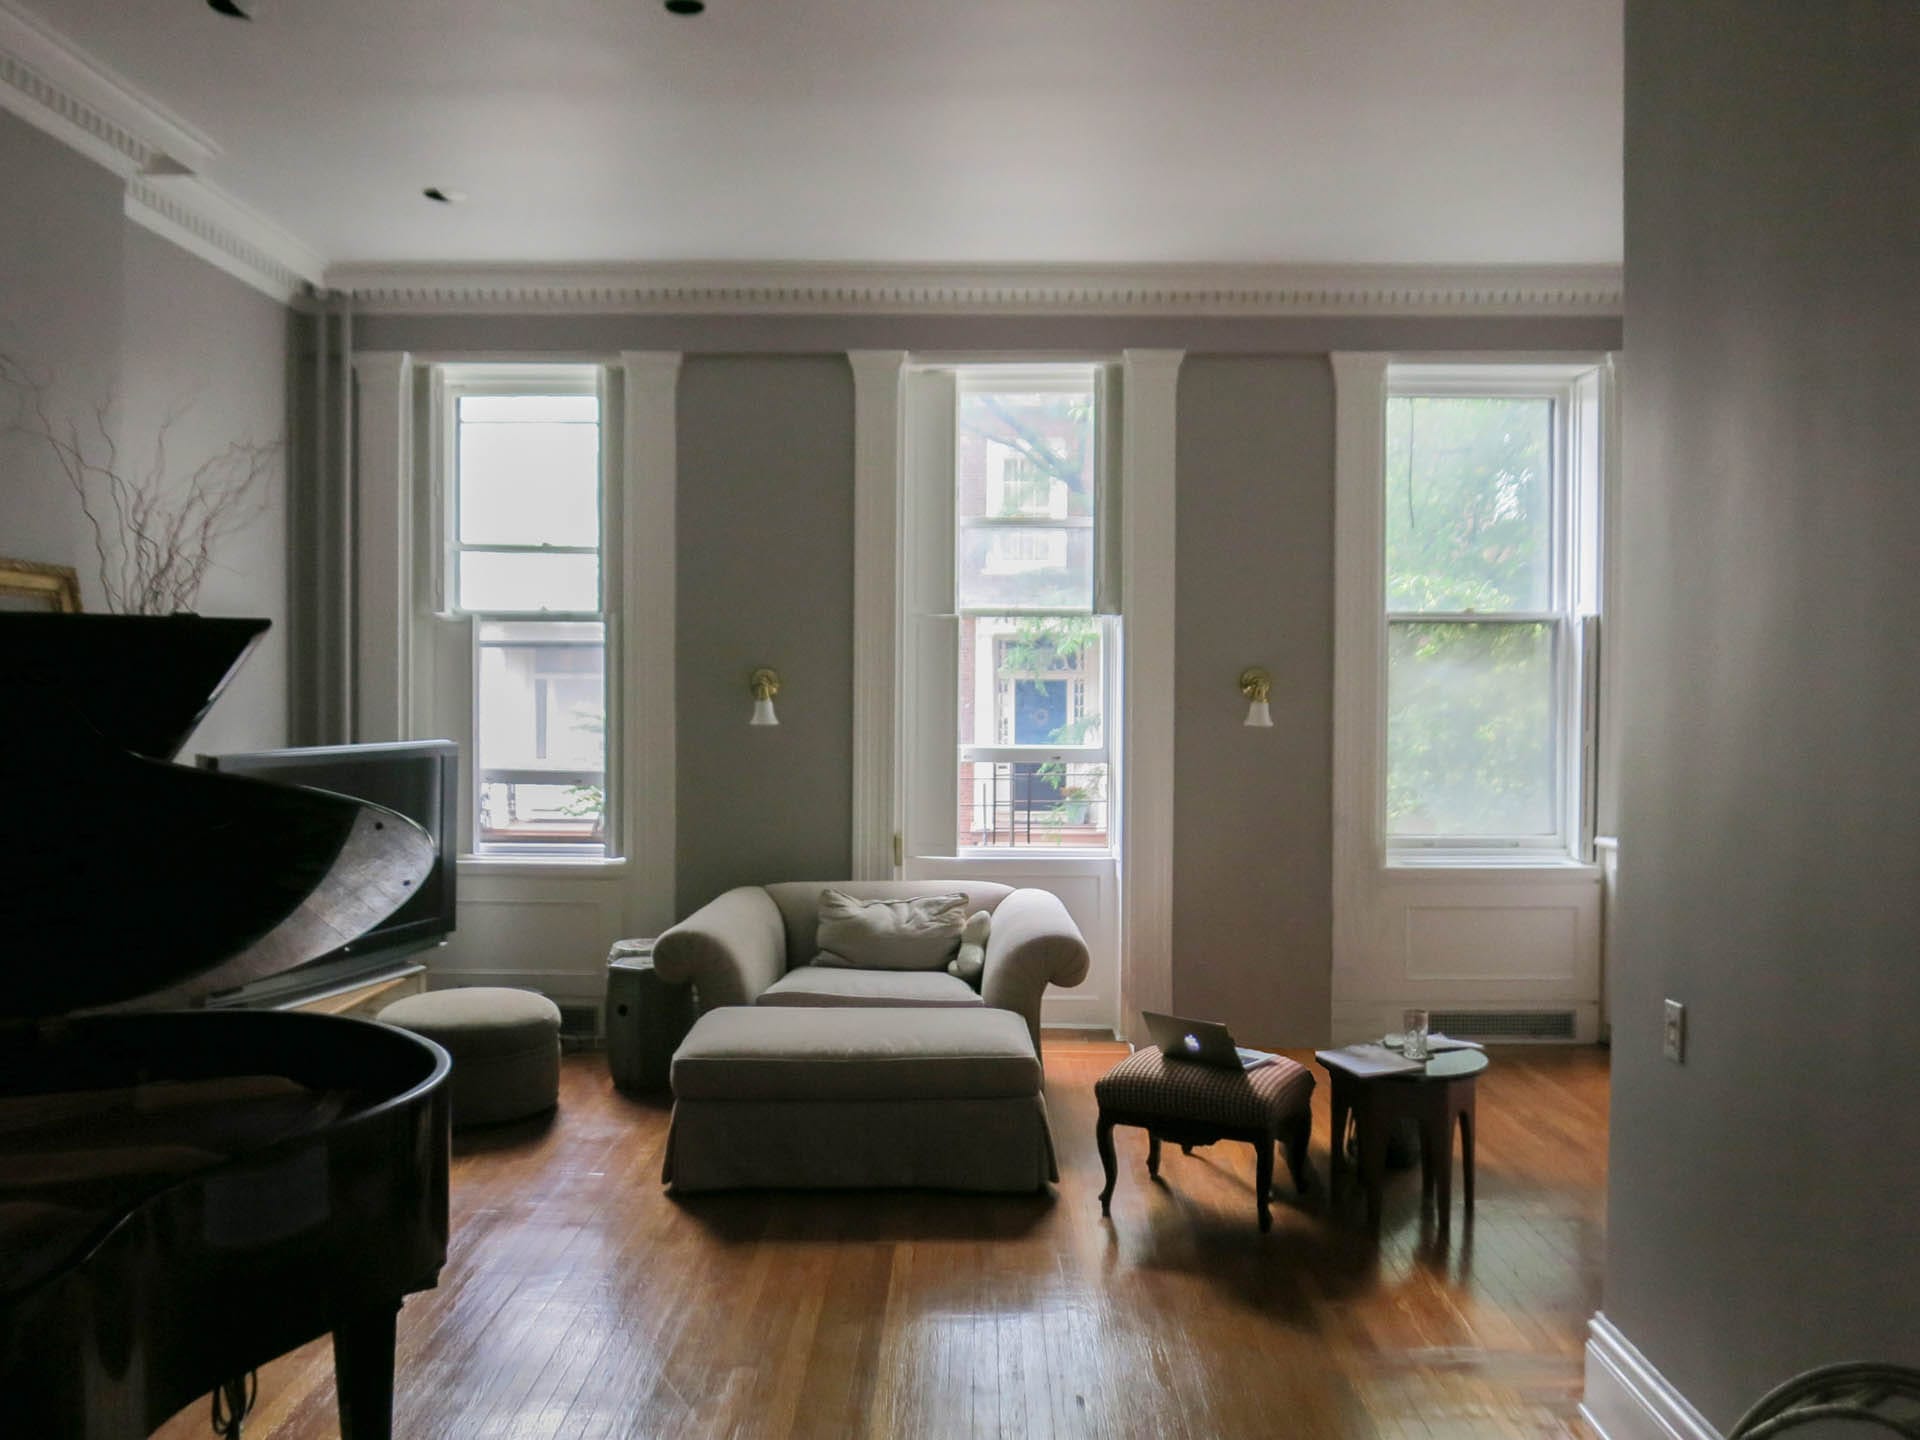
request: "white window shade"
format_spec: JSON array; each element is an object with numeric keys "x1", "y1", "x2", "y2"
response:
[
  {"x1": 1094, "y1": 361, "x2": 1123, "y2": 615},
  {"x1": 901, "y1": 368, "x2": 959, "y2": 859}
]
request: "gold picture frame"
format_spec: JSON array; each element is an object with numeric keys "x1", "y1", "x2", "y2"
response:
[{"x1": 0, "y1": 558, "x2": 83, "y2": 613}]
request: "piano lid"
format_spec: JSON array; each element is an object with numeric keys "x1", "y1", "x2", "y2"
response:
[
  {"x1": 5, "y1": 613, "x2": 268, "y2": 762},
  {"x1": 0, "y1": 614, "x2": 435, "y2": 1018}
]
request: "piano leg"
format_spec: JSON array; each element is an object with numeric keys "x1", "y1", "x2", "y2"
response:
[{"x1": 332, "y1": 1304, "x2": 399, "y2": 1440}]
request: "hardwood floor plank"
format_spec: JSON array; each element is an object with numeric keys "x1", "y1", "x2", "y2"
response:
[{"x1": 153, "y1": 1040, "x2": 1605, "y2": 1440}]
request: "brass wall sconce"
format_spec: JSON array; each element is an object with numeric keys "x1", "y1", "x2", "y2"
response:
[
  {"x1": 1239, "y1": 667, "x2": 1273, "y2": 728},
  {"x1": 749, "y1": 667, "x2": 781, "y2": 727}
]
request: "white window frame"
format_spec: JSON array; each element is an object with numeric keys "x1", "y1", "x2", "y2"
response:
[
  {"x1": 434, "y1": 362, "x2": 616, "y2": 860},
  {"x1": 1335, "y1": 355, "x2": 1612, "y2": 871},
  {"x1": 948, "y1": 364, "x2": 1115, "y2": 857}
]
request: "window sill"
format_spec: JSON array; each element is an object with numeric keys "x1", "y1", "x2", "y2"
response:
[
  {"x1": 458, "y1": 854, "x2": 629, "y2": 880},
  {"x1": 918, "y1": 850, "x2": 1117, "y2": 872},
  {"x1": 1384, "y1": 852, "x2": 1601, "y2": 881}
]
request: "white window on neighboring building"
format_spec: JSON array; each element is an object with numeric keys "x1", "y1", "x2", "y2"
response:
[
  {"x1": 1379, "y1": 362, "x2": 1606, "y2": 857},
  {"x1": 953, "y1": 371, "x2": 1112, "y2": 851},
  {"x1": 442, "y1": 368, "x2": 610, "y2": 855}
]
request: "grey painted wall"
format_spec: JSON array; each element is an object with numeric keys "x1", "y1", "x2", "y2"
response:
[
  {"x1": 1606, "y1": 0, "x2": 1920, "y2": 1424},
  {"x1": 121, "y1": 226, "x2": 293, "y2": 756},
  {"x1": 1173, "y1": 357, "x2": 1334, "y2": 1047},
  {"x1": 0, "y1": 114, "x2": 125, "y2": 591},
  {"x1": 0, "y1": 110, "x2": 292, "y2": 755},
  {"x1": 675, "y1": 356, "x2": 856, "y2": 912}
]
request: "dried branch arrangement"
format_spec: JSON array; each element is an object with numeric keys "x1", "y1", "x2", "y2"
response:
[{"x1": 2, "y1": 352, "x2": 282, "y2": 615}]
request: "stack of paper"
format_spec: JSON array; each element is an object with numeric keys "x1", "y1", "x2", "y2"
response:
[{"x1": 1314, "y1": 1044, "x2": 1424, "y2": 1077}]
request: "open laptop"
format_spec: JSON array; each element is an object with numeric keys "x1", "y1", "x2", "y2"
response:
[{"x1": 1141, "y1": 1011, "x2": 1276, "y2": 1072}]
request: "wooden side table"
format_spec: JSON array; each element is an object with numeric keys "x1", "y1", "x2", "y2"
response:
[{"x1": 1314, "y1": 1048, "x2": 1486, "y2": 1233}]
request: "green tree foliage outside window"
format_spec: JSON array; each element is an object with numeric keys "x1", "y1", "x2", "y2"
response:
[{"x1": 1384, "y1": 396, "x2": 1557, "y2": 838}]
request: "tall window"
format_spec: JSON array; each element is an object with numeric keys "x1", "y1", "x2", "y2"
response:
[
  {"x1": 443, "y1": 368, "x2": 609, "y2": 855},
  {"x1": 954, "y1": 371, "x2": 1111, "y2": 850},
  {"x1": 1382, "y1": 364, "x2": 1603, "y2": 855}
]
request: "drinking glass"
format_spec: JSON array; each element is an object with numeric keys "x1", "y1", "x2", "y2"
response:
[{"x1": 1402, "y1": 1008, "x2": 1431, "y2": 1062}]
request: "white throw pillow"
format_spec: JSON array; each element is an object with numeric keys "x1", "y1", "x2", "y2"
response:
[
  {"x1": 812, "y1": 889, "x2": 969, "y2": 971},
  {"x1": 948, "y1": 910, "x2": 991, "y2": 985}
]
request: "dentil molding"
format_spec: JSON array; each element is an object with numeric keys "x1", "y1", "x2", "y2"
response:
[{"x1": 326, "y1": 262, "x2": 1622, "y2": 319}]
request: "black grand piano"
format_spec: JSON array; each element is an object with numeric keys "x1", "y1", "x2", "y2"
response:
[{"x1": 0, "y1": 615, "x2": 451, "y2": 1439}]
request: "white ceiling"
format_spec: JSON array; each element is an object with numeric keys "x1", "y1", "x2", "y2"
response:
[{"x1": 20, "y1": 0, "x2": 1622, "y2": 269}]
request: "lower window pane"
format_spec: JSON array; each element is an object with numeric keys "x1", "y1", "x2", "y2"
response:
[
  {"x1": 1387, "y1": 621, "x2": 1555, "y2": 839},
  {"x1": 961, "y1": 761, "x2": 1108, "y2": 849},
  {"x1": 958, "y1": 615, "x2": 1104, "y2": 749},
  {"x1": 475, "y1": 619, "x2": 606, "y2": 850}
]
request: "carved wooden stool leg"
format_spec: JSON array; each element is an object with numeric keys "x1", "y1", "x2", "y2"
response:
[{"x1": 1096, "y1": 1115, "x2": 1118, "y2": 1216}]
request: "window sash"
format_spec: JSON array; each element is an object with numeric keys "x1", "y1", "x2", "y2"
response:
[
  {"x1": 471, "y1": 615, "x2": 609, "y2": 856},
  {"x1": 442, "y1": 366, "x2": 604, "y2": 618},
  {"x1": 1381, "y1": 367, "x2": 1593, "y2": 857},
  {"x1": 435, "y1": 363, "x2": 614, "y2": 857},
  {"x1": 1385, "y1": 614, "x2": 1567, "y2": 849}
]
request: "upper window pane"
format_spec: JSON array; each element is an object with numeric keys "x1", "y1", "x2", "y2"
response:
[
  {"x1": 457, "y1": 552, "x2": 600, "y2": 613},
  {"x1": 1385, "y1": 395, "x2": 1553, "y2": 613},
  {"x1": 457, "y1": 394, "x2": 600, "y2": 550},
  {"x1": 957, "y1": 385, "x2": 1095, "y2": 612},
  {"x1": 956, "y1": 524, "x2": 1093, "y2": 612}
]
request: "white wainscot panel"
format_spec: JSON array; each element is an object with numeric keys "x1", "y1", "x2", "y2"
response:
[
  {"x1": 431, "y1": 866, "x2": 630, "y2": 1003},
  {"x1": 1404, "y1": 903, "x2": 1579, "y2": 982},
  {"x1": 906, "y1": 856, "x2": 1118, "y2": 1034}
]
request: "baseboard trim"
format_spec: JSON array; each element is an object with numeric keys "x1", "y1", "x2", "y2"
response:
[{"x1": 1582, "y1": 1314, "x2": 1723, "y2": 1440}]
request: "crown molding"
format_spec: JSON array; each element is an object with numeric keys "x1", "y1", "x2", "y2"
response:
[
  {"x1": 327, "y1": 261, "x2": 1623, "y2": 319},
  {"x1": 0, "y1": 0, "x2": 320, "y2": 303},
  {"x1": 125, "y1": 177, "x2": 323, "y2": 304},
  {"x1": 0, "y1": 0, "x2": 215, "y2": 174}
]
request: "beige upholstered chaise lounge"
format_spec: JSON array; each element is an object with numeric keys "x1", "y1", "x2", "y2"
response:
[
  {"x1": 651, "y1": 880, "x2": 1091, "y2": 1060},
  {"x1": 651, "y1": 881, "x2": 1091, "y2": 1194}
]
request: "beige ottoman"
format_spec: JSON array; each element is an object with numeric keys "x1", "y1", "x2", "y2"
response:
[
  {"x1": 379, "y1": 987, "x2": 561, "y2": 1127},
  {"x1": 663, "y1": 1007, "x2": 1056, "y2": 1193}
]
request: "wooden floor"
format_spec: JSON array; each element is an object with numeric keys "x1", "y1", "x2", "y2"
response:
[{"x1": 159, "y1": 1038, "x2": 1608, "y2": 1440}]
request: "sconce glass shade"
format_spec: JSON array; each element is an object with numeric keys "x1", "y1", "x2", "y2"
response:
[
  {"x1": 1238, "y1": 667, "x2": 1273, "y2": 728},
  {"x1": 749, "y1": 667, "x2": 781, "y2": 726}
]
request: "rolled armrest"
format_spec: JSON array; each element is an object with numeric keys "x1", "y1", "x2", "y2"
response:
[
  {"x1": 981, "y1": 887, "x2": 1090, "y2": 1060},
  {"x1": 653, "y1": 886, "x2": 785, "y2": 1009}
]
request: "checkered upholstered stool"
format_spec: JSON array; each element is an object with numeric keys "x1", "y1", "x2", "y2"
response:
[{"x1": 1094, "y1": 1046, "x2": 1315, "y2": 1231}]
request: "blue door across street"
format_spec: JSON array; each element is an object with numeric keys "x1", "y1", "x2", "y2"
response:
[{"x1": 1013, "y1": 679, "x2": 1067, "y2": 809}]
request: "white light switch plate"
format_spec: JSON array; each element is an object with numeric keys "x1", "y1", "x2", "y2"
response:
[{"x1": 1663, "y1": 999, "x2": 1686, "y2": 1063}]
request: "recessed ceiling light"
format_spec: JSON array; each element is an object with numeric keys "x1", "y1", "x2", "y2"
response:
[
  {"x1": 207, "y1": 0, "x2": 256, "y2": 17},
  {"x1": 422, "y1": 187, "x2": 467, "y2": 205},
  {"x1": 664, "y1": 0, "x2": 705, "y2": 15}
]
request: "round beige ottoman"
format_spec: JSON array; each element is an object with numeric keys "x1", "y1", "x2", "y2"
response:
[{"x1": 379, "y1": 987, "x2": 562, "y2": 1127}]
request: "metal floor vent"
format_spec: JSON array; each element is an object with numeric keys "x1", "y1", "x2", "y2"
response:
[
  {"x1": 1429, "y1": 1009, "x2": 1576, "y2": 1040},
  {"x1": 556, "y1": 1002, "x2": 604, "y2": 1050}
]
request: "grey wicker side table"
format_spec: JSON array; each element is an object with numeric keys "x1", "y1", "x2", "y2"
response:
[{"x1": 605, "y1": 939, "x2": 695, "y2": 1093}]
